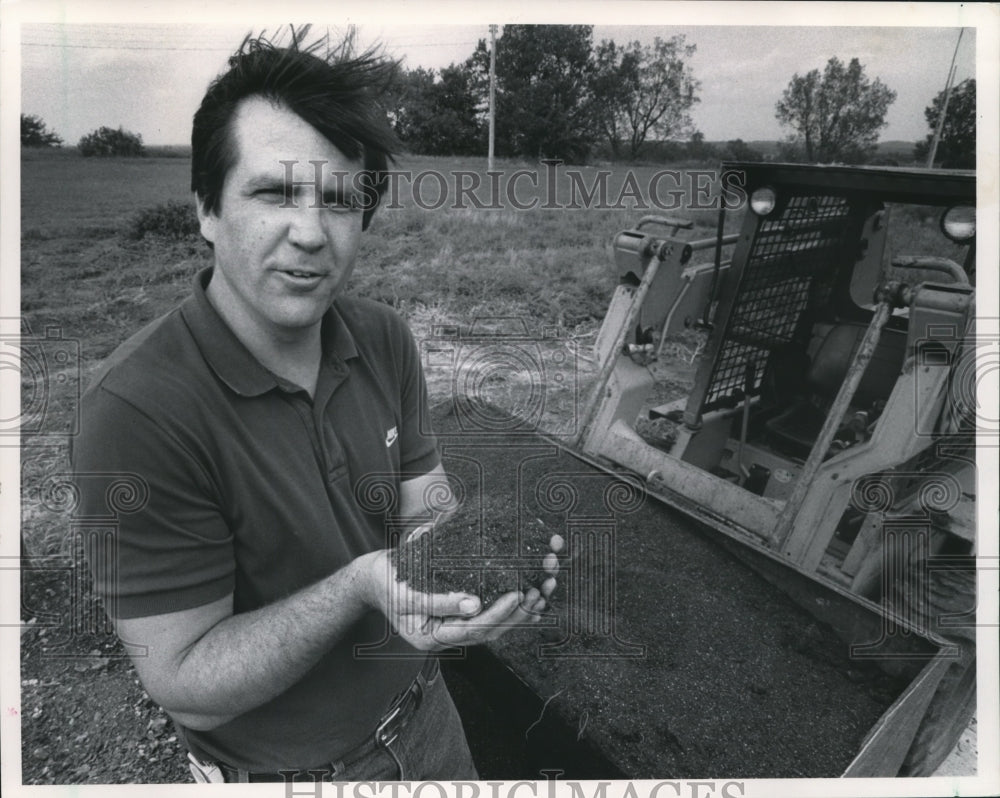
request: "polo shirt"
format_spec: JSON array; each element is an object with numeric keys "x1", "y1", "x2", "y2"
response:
[{"x1": 71, "y1": 268, "x2": 440, "y2": 770}]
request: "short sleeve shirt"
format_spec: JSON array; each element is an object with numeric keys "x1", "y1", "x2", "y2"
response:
[{"x1": 71, "y1": 268, "x2": 440, "y2": 770}]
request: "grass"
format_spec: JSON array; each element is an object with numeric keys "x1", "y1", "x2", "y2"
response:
[
  {"x1": 20, "y1": 152, "x2": 710, "y2": 556},
  {"x1": 19, "y1": 149, "x2": 971, "y2": 557}
]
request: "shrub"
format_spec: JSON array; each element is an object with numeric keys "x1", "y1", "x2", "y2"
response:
[
  {"x1": 718, "y1": 139, "x2": 764, "y2": 162},
  {"x1": 78, "y1": 126, "x2": 145, "y2": 157},
  {"x1": 127, "y1": 201, "x2": 200, "y2": 240},
  {"x1": 21, "y1": 114, "x2": 63, "y2": 148}
]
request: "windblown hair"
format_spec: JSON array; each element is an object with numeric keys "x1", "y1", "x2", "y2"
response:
[{"x1": 191, "y1": 28, "x2": 399, "y2": 231}]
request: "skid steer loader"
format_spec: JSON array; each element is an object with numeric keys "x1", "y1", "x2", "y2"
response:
[{"x1": 574, "y1": 161, "x2": 980, "y2": 774}]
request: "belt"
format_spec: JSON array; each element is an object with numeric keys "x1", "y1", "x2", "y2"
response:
[{"x1": 218, "y1": 656, "x2": 439, "y2": 783}]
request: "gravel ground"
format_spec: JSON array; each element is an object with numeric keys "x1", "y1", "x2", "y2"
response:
[{"x1": 20, "y1": 567, "x2": 188, "y2": 784}]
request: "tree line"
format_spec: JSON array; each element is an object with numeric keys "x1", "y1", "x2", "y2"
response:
[
  {"x1": 21, "y1": 115, "x2": 145, "y2": 157},
  {"x1": 389, "y1": 25, "x2": 702, "y2": 162},
  {"x1": 388, "y1": 26, "x2": 973, "y2": 167},
  {"x1": 21, "y1": 25, "x2": 975, "y2": 168}
]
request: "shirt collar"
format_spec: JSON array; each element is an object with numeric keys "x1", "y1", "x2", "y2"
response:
[{"x1": 180, "y1": 267, "x2": 358, "y2": 397}]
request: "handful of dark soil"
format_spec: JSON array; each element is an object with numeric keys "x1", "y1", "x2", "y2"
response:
[{"x1": 390, "y1": 497, "x2": 555, "y2": 608}]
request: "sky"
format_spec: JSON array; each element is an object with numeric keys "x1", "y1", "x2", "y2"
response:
[{"x1": 17, "y1": 15, "x2": 979, "y2": 147}]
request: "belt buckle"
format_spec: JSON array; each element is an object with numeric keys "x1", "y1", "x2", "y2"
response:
[
  {"x1": 375, "y1": 678, "x2": 423, "y2": 749},
  {"x1": 374, "y1": 703, "x2": 405, "y2": 748}
]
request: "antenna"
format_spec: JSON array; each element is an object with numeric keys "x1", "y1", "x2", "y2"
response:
[
  {"x1": 488, "y1": 24, "x2": 497, "y2": 172},
  {"x1": 926, "y1": 28, "x2": 965, "y2": 169}
]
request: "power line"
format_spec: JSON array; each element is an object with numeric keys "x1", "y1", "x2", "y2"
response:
[
  {"x1": 391, "y1": 41, "x2": 478, "y2": 48},
  {"x1": 22, "y1": 40, "x2": 236, "y2": 52},
  {"x1": 22, "y1": 37, "x2": 478, "y2": 52}
]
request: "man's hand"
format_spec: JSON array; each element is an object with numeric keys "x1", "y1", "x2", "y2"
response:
[{"x1": 361, "y1": 533, "x2": 564, "y2": 650}]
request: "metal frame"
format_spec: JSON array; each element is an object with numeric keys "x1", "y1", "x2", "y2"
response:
[{"x1": 579, "y1": 161, "x2": 975, "y2": 586}]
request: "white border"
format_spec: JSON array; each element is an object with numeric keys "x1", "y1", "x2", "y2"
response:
[{"x1": 2, "y1": 3, "x2": 998, "y2": 798}]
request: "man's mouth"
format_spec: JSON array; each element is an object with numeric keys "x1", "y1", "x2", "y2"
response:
[{"x1": 280, "y1": 269, "x2": 324, "y2": 280}]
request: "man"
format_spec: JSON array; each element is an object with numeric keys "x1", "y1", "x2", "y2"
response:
[{"x1": 72, "y1": 32, "x2": 560, "y2": 783}]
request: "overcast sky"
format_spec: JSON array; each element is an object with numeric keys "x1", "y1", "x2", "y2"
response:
[{"x1": 13, "y1": 11, "x2": 983, "y2": 147}]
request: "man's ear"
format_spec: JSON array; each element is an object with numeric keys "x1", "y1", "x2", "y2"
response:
[{"x1": 195, "y1": 195, "x2": 217, "y2": 245}]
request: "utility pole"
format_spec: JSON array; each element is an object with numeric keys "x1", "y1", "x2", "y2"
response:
[
  {"x1": 488, "y1": 24, "x2": 497, "y2": 171},
  {"x1": 926, "y1": 28, "x2": 964, "y2": 169}
]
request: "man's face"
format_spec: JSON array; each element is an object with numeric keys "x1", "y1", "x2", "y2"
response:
[{"x1": 198, "y1": 96, "x2": 364, "y2": 344}]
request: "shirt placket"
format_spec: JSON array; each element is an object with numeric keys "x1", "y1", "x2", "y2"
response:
[
  {"x1": 313, "y1": 360, "x2": 351, "y2": 487},
  {"x1": 278, "y1": 360, "x2": 350, "y2": 487}
]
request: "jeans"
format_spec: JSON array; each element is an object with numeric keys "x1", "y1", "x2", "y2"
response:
[
  {"x1": 207, "y1": 668, "x2": 479, "y2": 783},
  {"x1": 339, "y1": 667, "x2": 479, "y2": 781}
]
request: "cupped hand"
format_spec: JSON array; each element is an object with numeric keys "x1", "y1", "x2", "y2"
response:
[
  {"x1": 359, "y1": 532, "x2": 564, "y2": 650},
  {"x1": 431, "y1": 531, "x2": 566, "y2": 646}
]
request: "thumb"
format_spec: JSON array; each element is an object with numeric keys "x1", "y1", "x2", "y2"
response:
[
  {"x1": 409, "y1": 590, "x2": 480, "y2": 618},
  {"x1": 389, "y1": 572, "x2": 480, "y2": 617}
]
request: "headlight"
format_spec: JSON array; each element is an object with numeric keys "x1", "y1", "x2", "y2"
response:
[
  {"x1": 940, "y1": 205, "x2": 975, "y2": 242},
  {"x1": 750, "y1": 186, "x2": 777, "y2": 216}
]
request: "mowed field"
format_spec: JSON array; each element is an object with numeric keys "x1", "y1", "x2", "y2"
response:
[
  {"x1": 20, "y1": 149, "x2": 735, "y2": 555},
  {"x1": 18, "y1": 148, "x2": 966, "y2": 558}
]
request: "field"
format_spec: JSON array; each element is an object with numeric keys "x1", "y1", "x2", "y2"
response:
[
  {"x1": 17, "y1": 149, "x2": 974, "y2": 783},
  {"x1": 19, "y1": 151, "x2": 742, "y2": 553}
]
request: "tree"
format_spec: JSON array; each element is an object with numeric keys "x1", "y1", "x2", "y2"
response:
[
  {"x1": 78, "y1": 126, "x2": 145, "y2": 157},
  {"x1": 684, "y1": 130, "x2": 716, "y2": 161},
  {"x1": 590, "y1": 35, "x2": 699, "y2": 160},
  {"x1": 718, "y1": 139, "x2": 764, "y2": 162},
  {"x1": 469, "y1": 25, "x2": 597, "y2": 162},
  {"x1": 21, "y1": 114, "x2": 63, "y2": 148},
  {"x1": 775, "y1": 56, "x2": 896, "y2": 164},
  {"x1": 392, "y1": 65, "x2": 484, "y2": 156},
  {"x1": 914, "y1": 78, "x2": 975, "y2": 169}
]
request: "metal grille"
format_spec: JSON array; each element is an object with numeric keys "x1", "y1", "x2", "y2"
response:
[{"x1": 703, "y1": 195, "x2": 850, "y2": 411}]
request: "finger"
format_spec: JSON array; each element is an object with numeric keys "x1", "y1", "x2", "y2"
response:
[
  {"x1": 549, "y1": 534, "x2": 565, "y2": 554},
  {"x1": 471, "y1": 591, "x2": 523, "y2": 625},
  {"x1": 395, "y1": 615, "x2": 448, "y2": 652},
  {"x1": 520, "y1": 587, "x2": 546, "y2": 619},
  {"x1": 483, "y1": 590, "x2": 542, "y2": 637},
  {"x1": 542, "y1": 552, "x2": 559, "y2": 575},
  {"x1": 430, "y1": 591, "x2": 525, "y2": 646},
  {"x1": 406, "y1": 523, "x2": 434, "y2": 542},
  {"x1": 539, "y1": 576, "x2": 557, "y2": 600},
  {"x1": 394, "y1": 583, "x2": 481, "y2": 618},
  {"x1": 519, "y1": 588, "x2": 541, "y2": 612}
]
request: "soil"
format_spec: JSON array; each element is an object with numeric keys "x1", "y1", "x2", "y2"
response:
[
  {"x1": 427, "y1": 401, "x2": 913, "y2": 778},
  {"x1": 19, "y1": 566, "x2": 188, "y2": 784},
  {"x1": 392, "y1": 497, "x2": 554, "y2": 605}
]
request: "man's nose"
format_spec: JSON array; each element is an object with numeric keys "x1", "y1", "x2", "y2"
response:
[{"x1": 286, "y1": 204, "x2": 327, "y2": 252}]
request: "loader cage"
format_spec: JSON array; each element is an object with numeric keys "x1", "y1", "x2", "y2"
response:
[
  {"x1": 683, "y1": 162, "x2": 975, "y2": 431},
  {"x1": 580, "y1": 160, "x2": 975, "y2": 570},
  {"x1": 686, "y1": 192, "x2": 850, "y2": 424}
]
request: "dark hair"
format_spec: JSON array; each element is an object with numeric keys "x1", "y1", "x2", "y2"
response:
[{"x1": 191, "y1": 29, "x2": 399, "y2": 231}]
